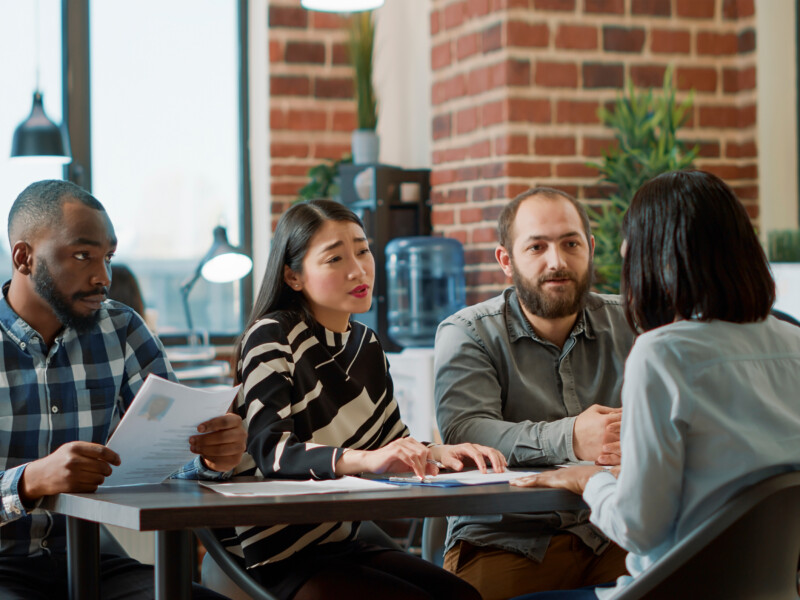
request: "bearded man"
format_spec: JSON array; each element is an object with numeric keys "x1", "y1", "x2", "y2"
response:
[{"x1": 434, "y1": 187, "x2": 636, "y2": 600}]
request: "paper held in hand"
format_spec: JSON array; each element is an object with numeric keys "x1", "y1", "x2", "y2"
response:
[{"x1": 101, "y1": 374, "x2": 240, "y2": 487}]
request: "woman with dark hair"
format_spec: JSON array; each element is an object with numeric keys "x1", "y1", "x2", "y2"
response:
[
  {"x1": 510, "y1": 170, "x2": 800, "y2": 599},
  {"x1": 109, "y1": 264, "x2": 146, "y2": 317},
  {"x1": 225, "y1": 199, "x2": 502, "y2": 600}
]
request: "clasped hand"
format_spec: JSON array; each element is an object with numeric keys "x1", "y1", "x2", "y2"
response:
[{"x1": 19, "y1": 413, "x2": 246, "y2": 503}]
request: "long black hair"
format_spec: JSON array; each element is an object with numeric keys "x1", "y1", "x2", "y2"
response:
[
  {"x1": 621, "y1": 170, "x2": 774, "y2": 332},
  {"x1": 232, "y1": 199, "x2": 366, "y2": 379}
]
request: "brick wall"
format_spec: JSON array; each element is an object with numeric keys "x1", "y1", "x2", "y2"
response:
[
  {"x1": 429, "y1": 0, "x2": 758, "y2": 303},
  {"x1": 268, "y1": 0, "x2": 356, "y2": 228}
]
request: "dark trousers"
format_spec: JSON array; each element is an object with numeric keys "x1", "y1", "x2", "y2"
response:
[{"x1": 0, "y1": 552, "x2": 229, "y2": 600}]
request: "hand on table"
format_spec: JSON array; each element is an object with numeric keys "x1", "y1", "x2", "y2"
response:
[
  {"x1": 430, "y1": 443, "x2": 507, "y2": 474},
  {"x1": 597, "y1": 417, "x2": 622, "y2": 466},
  {"x1": 19, "y1": 441, "x2": 121, "y2": 503},
  {"x1": 510, "y1": 464, "x2": 614, "y2": 495},
  {"x1": 573, "y1": 405, "x2": 622, "y2": 463},
  {"x1": 190, "y1": 413, "x2": 248, "y2": 473},
  {"x1": 337, "y1": 437, "x2": 432, "y2": 479}
]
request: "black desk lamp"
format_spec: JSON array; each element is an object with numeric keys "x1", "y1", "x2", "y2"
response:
[{"x1": 180, "y1": 225, "x2": 252, "y2": 342}]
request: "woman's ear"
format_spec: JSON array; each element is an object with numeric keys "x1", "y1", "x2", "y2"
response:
[{"x1": 283, "y1": 265, "x2": 302, "y2": 291}]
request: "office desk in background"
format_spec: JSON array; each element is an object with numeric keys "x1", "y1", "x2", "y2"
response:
[{"x1": 43, "y1": 477, "x2": 587, "y2": 600}]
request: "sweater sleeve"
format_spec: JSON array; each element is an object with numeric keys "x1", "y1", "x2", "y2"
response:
[{"x1": 237, "y1": 318, "x2": 342, "y2": 479}]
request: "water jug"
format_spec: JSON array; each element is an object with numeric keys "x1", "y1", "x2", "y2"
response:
[{"x1": 385, "y1": 236, "x2": 466, "y2": 348}]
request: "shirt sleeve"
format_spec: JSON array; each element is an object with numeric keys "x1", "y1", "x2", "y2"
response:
[
  {"x1": 0, "y1": 464, "x2": 35, "y2": 524},
  {"x1": 236, "y1": 319, "x2": 342, "y2": 479},
  {"x1": 434, "y1": 316, "x2": 579, "y2": 466},
  {"x1": 584, "y1": 338, "x2": 686, "y2": 554}
]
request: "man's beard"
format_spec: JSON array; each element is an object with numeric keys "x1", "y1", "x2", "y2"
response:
[
  {"x1": 512, "y1": 259, "x2": 592, "y2": 319},
  {"x1": 32, "y1": 259, "x2": 106, "y2": 333}
]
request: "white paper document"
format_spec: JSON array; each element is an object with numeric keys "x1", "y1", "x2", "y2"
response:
[
  {"x1": 200, "y1": 476, "x2": 402, "y2": 497},
  {"x1": 101, "y1": 375, "x2": 240, "y2": 487},
  {"x1": 380, "y1": 469, "x2": 541, "y2": 486}
]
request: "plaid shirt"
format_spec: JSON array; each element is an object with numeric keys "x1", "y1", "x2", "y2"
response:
[{"x1": 0, "y1": 287, "x2": 224, "y2": 557}]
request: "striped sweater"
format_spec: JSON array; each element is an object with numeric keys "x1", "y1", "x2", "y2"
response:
[{"x1": 227, "y1": 310, "x2": 409, "y2": 568}]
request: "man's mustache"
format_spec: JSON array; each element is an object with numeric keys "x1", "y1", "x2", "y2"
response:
[
  {"x1": 73, "y1": 287, "x2": 109, "y2": 300},
  {"x1": 538, "y1": 270, "x2": 577, "y2": 284}
]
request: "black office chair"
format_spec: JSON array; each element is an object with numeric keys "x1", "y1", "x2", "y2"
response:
[
  {"x1": 613, "y1": 469, "x2": 800, "y2": 600},
  {"x1": 197, "y1": 521, "x2": 403, "y2": 600}
]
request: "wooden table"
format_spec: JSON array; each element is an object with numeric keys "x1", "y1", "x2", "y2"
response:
[{"x1": 43, "y1": 477, "x2": 587, "y2": 600}]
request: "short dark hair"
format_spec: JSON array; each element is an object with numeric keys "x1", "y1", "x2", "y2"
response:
[
  {"x1": 8, "y1": 180, "x2": 105, "y2": 246},
  {"x1": 621, "y1": 170, "x2": 775, "y2": 331},
  {"x1": 497, "y1": 187, "x2": 592, "y2": 253},
  {"x1": 233, "y1": 199, "x2": 366, "y2": 379}
]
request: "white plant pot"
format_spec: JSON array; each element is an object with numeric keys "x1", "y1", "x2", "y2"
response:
[
  {"x1": 351, "y1": 129, "x2": 379, "y2": 165},
  {"x1": 770, "y1": 262, "x2": 800, "y2": 319}
]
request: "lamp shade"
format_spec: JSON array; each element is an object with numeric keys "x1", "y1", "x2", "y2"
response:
[
  {"x1": 301, "y1": 0, "x2": 384, "y2": 11},
  {"x1": 199, "y1": 226, "x2": 253, "y2": 283},
  {"x1": 11, "y1": 91, "x2": 71, "y2": 164}
]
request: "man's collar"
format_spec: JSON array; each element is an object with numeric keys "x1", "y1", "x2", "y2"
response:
[
  {"x1": 0, "y1": 280, "x2": 45, "y2": 348},
  {"x1": 505, "y1": 286, "x2": 599, "y2": 344}
]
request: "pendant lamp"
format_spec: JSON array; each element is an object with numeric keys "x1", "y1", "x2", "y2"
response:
[
  {"x1": 11, "y1": 91, "x2": 72, "y2": 164},
  {"x1": 301, "y1": 0, "x2": 384, "y2": 12}
]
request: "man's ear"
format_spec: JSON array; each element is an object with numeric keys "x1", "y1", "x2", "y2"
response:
[
  {"x1": 496, "y1": 245, "x2": 514, "y2": 279},
  {"x1": 590, "y1": 234, "x2": 596, "y2": 259},
  {"x1": 283, "y1": 265, "x2": 302, "y2": 291},
  {"x1": 11, "y1": 241, "x2": 33, "y2": 275}
]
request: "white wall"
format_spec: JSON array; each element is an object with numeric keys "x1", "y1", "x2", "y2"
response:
[{"x1": 756, "y1": 0, "x2": 799, "y2": 235}]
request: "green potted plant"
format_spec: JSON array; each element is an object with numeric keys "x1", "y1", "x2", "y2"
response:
[
  {"x1": 589, "y1": 67, "x2": 697, "y2": 294},
  {"x1": 347, "y1": 11, "x2": 378, "y2": 164},
  {"x1": 296, "y1": 155, "x2": 352, "y2": 203}
]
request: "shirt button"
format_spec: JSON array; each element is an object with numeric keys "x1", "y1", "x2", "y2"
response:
[
  {"x1": 19, "y1": 342, "x2": 26, "y2": 349},
  {"x1": 41, "y1": 540, "x2": 48, "y2": 548},
  {"x1": 51, "y1": 406, "x2": 59, "y2": 414}
]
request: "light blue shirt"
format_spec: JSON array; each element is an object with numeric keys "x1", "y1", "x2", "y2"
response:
[{"x1": 583, "y1": 317, "x2": 800, "y2": 598}]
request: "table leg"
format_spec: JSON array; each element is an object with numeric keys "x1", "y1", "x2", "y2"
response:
[
  {"x1": 155, "y1": 530, "x2": 192, "y2": 600},
  {"x1": 66, "y1": 517, "x2": 99, "y2": 600}
]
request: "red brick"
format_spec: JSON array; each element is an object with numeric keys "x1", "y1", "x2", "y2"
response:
[
  {"x1": 459, "y1": 207, "x2": 484, "y2": 224},
  {"x1": 271, "y1": 181, "x2": 303, "y2": 196},
  {"x1": 496, "y1": 134, "x2": 529, "y2": 155},
  {"x1": 631, "y1": 65, "x2": 667, "y2": 88},
  {"x1": 582, "y1": 185, "x2": 616, "y2": 200},
  {"x1": 697, "y1": 32, "x2": 738, "y2": 56},
  {"x1": 632, "y1": 0, "x2": 671, "y2": 16},
  {"x1": 270, "y1": 109, "x2": 287, "y2": 129},
  {"x1": 676, "y1": 67, "x2": 717, "y2": 92},
  {"x1": 287, "y1": 109, "x2": 327, "y2": 131},
  {"x1": 492, "y1": 59, "x2": 531, "y2": 87},
  {"x1": 271, "y1": 164, "x2": 309, "y2": 177},
  {"x1": 311, "y1": 11, "x2": 345, "y2": 29},
  {"x1": 738, "y1": 29, "x2": 756, "y2": 54},
  {"x1": 431, "y1": 10, "x2": 441, "y2": 35},
  {"x1": 431, "y1": 169, "x2": 458, "y2": 186},
  {"x1": 535, "y1": 136, "x2": 576, "y2": 156},
  {"x1": 314, "y1": 143, "x2": 351, "y2": 159},
  {"x1": 586, "y1": 0, "x2": 624, "y2": 14},
  {"x1": 445, "y1": 1, "x2": 467, "y2": 29},
  {"x1": 556, "y1": 25, "x2": 598, "y2": 50},
  {"x1": 457, "y1": 166, "x2": 480, "y2": 182},
  {"x1": 468, "y1": 66, "x2": 491, "y2": 95},
  {"x1": 651, "y1": 29, "x2": 691, "y2": 54},
  {"x1": 465, "y1": 247, "x2": 498, "y2": 264},
  {"x1": 269, "y1": 40, "x2": 283, "y2": 63},
  {"x1": 726, "y1": 140, "x2": 757, "y2": 158},
  {"x1": 271, "y1": 142, "x2": 310, "y2": 158},
  {"x1": 698, "y1": 104, "x2": 756, "y2": 128},
  {"x1": 271, "y1": 75, "x2": 310, "y2": 96},
  {"x1": 472, "y1": 227, "x2": 498, "y2": 244},
  {"x1": 314, "y1": 77, "x2": 353, "y2": 99},
  {"x1": 556, "y1": 162, "x2": 599, "y2": 177},
  {"x1": 583, "y1": 137, "x2": 617, "y2": 157},
  {"x1": 603, "y1": 26, "x2": 645, "y2": 53},
  {"x1": 735, "y1": 185, "x2": 759, "y2": 201},
  {"x1": 447, "y1": 230, "x2": 469, "y2": 245},
  {"x1": 466, "y1": 269, "x2": 507, "y2": 286},
  {"x1": 442, "y1": 146, "x2": 469, "y2": 163},
  {"x1": 507, "y1": 21, "x2": 550, "y2": 48},
  {"x1": 332, "y1": 111, "x2": 357, "y2": 132},
  {"x1": 583, "y1": 63, "x2": 624, "y2": 88},
  {"x1": 481, "y1": 163, "x2": 504, "y2": 179},
  {"x1": 432, "y1": 42, "x2": 452, "y2": 71},
  {"x1": 723, "y1": 0, "x2": 755, "y2": 19},
  {"x1": 433, "y1": 113, "x2": 453, "y2": 140},
  {"x1": 687, "y1": 140, "x2": 720, "y2": 158},
  {"x1": 723, "y1": 66, "x2": 756, "y2": 93},
  {"x1": 505, "y1": 162, "x2": 552, "y2": 177},
  {"x1": 468, "y1": 0, "x2": 492, "y2": 16},
  {"x1": 470, "y1": 139, "x2": 492, "y2": 159},
  {"x1": 482, "y1": 100, "x2": 506, "y2": 126},
  {"x1": 432, "y1": 208, "x2": 456, "y2": 226},
  {"x1": 473, "y1": 186, "x2": 497, "y2": 203},
  {"x1": 457, "y1": 33, "x2": 481, "y2": 60},
  {"x1": 508, "y1": 98, "x2": 552, "y2": 123},
  {"x1": 533, "y1": 0, "x2": 576, "y2": 9},
  {"x1": 332, "y1": 43, "x2": 349, "y2": 66},
  {"x1": 535, "y1": 61, "x2": 579, "y2": 88},
  {"x1": 556, "y1": 100, "x2": 600, "y2": 124},
  {"x1": 676, "y1": 0, "x2": 715, "y2": 18},
  {"x1": 482, "y1": 24, "x2": 503, "y2": 53},
  {"x1": 483, "y1": 202, "x2": 505, "y2": 221},
  {"x1": 269, "y1": 5, "x2": 307, "y2": 28}
]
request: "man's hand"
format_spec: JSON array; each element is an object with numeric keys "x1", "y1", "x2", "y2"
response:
[
  {"x1": 510, "y1": 465, "x2": 605, "y2": 495},
  {"x1": 572, "y1": 405, "x2": 622, "y2": 462},
  {"x1": 597, "y1": 417, "x2": 622, "y2": 465},
  {"x1": 190, "y1": 414, "x2": 247, "y2": 473},
  {"x1": 19, "y1": 442, "x2": 121, "y2": 503},
  {"x1": 431, "y1": 443, "x2": 507, "y2": 474}
]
